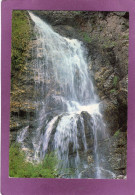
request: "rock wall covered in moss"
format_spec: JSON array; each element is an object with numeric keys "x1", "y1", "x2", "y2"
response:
[{"x1": 10, "y1": 10, "x2": 34, "y2": 143}]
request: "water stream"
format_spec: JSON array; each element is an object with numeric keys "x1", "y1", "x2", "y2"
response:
[{"x1": 17, "y1": 12, "x2": 115, "y2": 179}]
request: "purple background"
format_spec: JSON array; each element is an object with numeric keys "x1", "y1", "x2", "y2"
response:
[{"x1": 1, "y1": 0, "x2": 135, "y2": 194}]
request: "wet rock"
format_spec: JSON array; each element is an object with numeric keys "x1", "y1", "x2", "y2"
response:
[
  {"x1": 45, "y1": 95, "x2": 67, "y2": 113},
  {"x1": 81, "y1": 111, "x2": 94, "y2": 148},
  {"x1": 100, "y1": 100, "x2": 119, "y2": 135},
  {"x1": 32, "y1": 11, "x2": 83, "y2": 27},
  {"x1": 99, "y1": 132, "x2": 127, "y2": 176},
  {"x1": 53, "y1": 25, "x2": 80, "y2": 39},
  {"x1": 87, "y1": 155, "x2": 94, "y2": 164},
  {"x1": 118, "y1": 76, "x2": 128, "y2": 106},
  {"x1": 77, "y1": 117, "x2": 86, "y2": 152},
  {"x1": 81, "y1": 165, "x2": 96, "y2": 178},
  {"x1": 115, "y1": 175, "x2": 126, "y2": 179}
]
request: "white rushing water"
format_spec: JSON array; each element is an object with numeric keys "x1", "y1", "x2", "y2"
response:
[{"x1": 17, "y1": 11, "x2": 115, "y2": 178}]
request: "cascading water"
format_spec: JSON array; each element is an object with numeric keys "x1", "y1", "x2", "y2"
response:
[{"x1": 17, "y1": 11, "x2": 115, "y2": 179}]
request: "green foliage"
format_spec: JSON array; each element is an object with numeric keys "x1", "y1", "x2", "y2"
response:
[
  {"x1": 73, "y1": 11, "x2": 82, "y2": 14},
  {"x1": 114, "y1": 130, "x2": 120, "y2": 137},
  {"x1": 11, "y1": 10, "x2": 31, "y2": 72},
  {"x1": 113, "y1": 76, "x2": 118, "y2": 87},
  {"x1": 103, "y1": 42, "x2": 115, "y2": 48},
  {"x1": 9, "y1": 143, "x2": 58, "y2": 178},
  {"x1": 101, "y1": 39, "x2": 116, "y2": 49},
  {"x1": 110, "y1": 76, "x2": 119, "y2": 93},
  {"x1": 122, "y1": 34, "x2": 129, "y2": 40},
  {"x1": 81, "y1": 32, "x2": 92, "y2": 43},
  {"x1": 110, "y1": 89, "x2": 116, "y2": 93}
]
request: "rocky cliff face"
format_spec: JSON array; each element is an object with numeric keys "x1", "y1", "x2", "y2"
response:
[
  {"x1": 32, "y1": 11, "x2": 128, "y2": 135},
  {"x1": 10, "y1": 11, "x2": 128, "y2": 178}
]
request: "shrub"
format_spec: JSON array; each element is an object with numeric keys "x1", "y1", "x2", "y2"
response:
[{"x1": 9, "y1": 143, "x2": 58, "y2": 178}]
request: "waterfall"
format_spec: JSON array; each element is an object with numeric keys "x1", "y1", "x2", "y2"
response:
[{"x1": 17, "y1": 11, "x2": 115, "y2": 179}]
